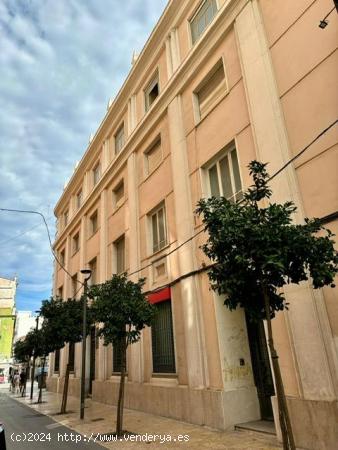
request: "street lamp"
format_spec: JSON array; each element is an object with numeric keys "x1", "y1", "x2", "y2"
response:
[
  {"x1": 30, "y1": 310, "x2": 41, "y2": 400},
  {"x1": 80, "y1": 269, "x2": 92, "y2": 420}
]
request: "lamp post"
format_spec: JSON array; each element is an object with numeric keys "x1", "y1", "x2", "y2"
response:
[
  {"x1": 30, "y1": 310, "x2": 40, "y2": 400},
  {"x1": 80, "y1": 269, "x2": 92, "y2": 420}
]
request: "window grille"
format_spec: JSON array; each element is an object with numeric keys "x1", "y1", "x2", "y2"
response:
[{"x1": 151, "y1": 300, "x2": 176, "y2": 373}]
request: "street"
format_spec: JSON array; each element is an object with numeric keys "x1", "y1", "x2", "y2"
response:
[{"x1": 0, "y1": 389, "x2": 102, "y2": 449}]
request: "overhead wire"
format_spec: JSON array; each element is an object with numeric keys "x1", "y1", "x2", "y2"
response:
[{"x1": 1, "y1": 119, "x2": 337, "y2": 295}]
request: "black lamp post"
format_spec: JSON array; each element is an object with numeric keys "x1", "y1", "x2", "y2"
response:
[{"x1": 80, "y1": 269, "x2": 92, "y2": 420}]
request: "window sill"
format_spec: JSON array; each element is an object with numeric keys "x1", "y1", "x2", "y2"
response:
[
  {"x1": 143, "y1": 160, "x2": 163, "y2": 182},
  {"x1": 148, "y1": 243, "x2": 170, "y2": 261},
  {"x1": 87, "y1": 228, "x2": 99, "y2": 241},
  {"x1": 150, "y1": 374, "x2": 178, "y2": 386},
  {"x1": 112, "y1": 198, "x2": 125, "y2": 214},
  {"x1": 195, "y1": 89, "x2": 229, "y2": 128}
]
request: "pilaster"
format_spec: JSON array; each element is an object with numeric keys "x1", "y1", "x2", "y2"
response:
[
  {"x1": 127, "y1": 152, "x2": 142, "y2": 382},
  {"x1": 167, "y1": 95, "x2": 207, "y2": 388},
  {"x1": 235, "y1": 0, "x2": 336, "y2": 401}
]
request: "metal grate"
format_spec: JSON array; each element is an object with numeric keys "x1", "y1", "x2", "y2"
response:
[{"x1": 151, "y1": 300, "x2": 176, "y2": 373}]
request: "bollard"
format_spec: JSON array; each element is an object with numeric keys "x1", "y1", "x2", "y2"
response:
[{"x1": 0, "y1": 423, "x2": 6, "y2": 450}]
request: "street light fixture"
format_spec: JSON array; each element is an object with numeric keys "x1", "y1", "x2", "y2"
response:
[{"x1": 80, "y1": 269, "x2": 92, "y2": 420}]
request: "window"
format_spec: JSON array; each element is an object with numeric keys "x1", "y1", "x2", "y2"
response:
[
  {"x1": 145, "y1": 138, "x2": 162, "y2": 175},
  {"x1": 151, "y1": 300, "x2": 176, "y2": 373},
  {"x1": 71, "y1": 274, "x2": 78, "y2": 298},
  {"x1": 89, "y1": 258, "x2": 97, "y2": 285},
  {"x1": 93, "y1": 162, "x2": 101, "y2": 186},
  {"x1": 115, "y1": 124, "x2": 125, "y2": 154},
  {"x1": 207, "y1": 147, "x2": 243, "y2": 202},
  {"x1": 113, "y1": 180, "x2": 124, "y2": 208},
  {"x1": 114, "y1": 236, "x2": 125, "y2": 275},
  {"x1": 145, "y1": 72, "x2": 159, "y2": 112},
  {"x1": 150, "y1": 204, "x2": 167, "y2": 253},
  {"x1": 73, "y1": 233, "x2": 80, "y2": 254},
  {"x1": 89, "y1": 211, "x2": 98, "y2": 235},
  {"x1": 60, "y1": 249, "x2": 65, "y2": 266},
  {"x1": 195, "y1": 59, "x2": 226, "y2": 119},
  {"x1": 76, "y1": 189, "x2": 83, "y2": 210},
  {"x1": 190, "y1": 0, "x2": 218, "y2": 44},
  {"x1": 68, "y1": 342, "x2": 75, "y2": 372},
  {"x1": 54, "y1": 349, "x2": 60, "y2": 373},
  {"x1": 64, "y1": 210, "x2": 69, "y2": 227}
]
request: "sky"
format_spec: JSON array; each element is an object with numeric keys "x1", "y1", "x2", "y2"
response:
[{"x1": 0, "y1": 0, "x2": 168, "y2": 313}]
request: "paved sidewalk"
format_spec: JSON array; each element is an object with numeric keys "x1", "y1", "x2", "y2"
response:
[{"x1": 8, "y1": 386, "x2": 282, "y2": 450}]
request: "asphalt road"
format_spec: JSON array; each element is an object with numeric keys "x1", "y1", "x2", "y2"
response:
[{"x1": 0, "y1": 391, "x2": 103, "y2": 449}]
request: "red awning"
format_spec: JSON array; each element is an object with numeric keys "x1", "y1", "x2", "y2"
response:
[{"x1": 148, "y1": 287, "x2": 171, "y2": 304}]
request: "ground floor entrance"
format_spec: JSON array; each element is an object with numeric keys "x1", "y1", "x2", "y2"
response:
[{"x1": 245, "y1": 315, "x2": 275, "y2": 421}]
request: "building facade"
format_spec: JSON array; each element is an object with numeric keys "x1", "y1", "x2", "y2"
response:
[
  {"x1": 0, "y1": 276, "x2": 17, "y2": 376},
  {"x1": 13, "y1": 311, "x2": 37, "y2": 343},
  {"x1": 48, "y1": 1, "x2": 338, "y2": 449}
]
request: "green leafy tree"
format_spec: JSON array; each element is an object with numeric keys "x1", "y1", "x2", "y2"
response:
[
  {"x1": 89, "y1": 274, "x2": 155, "y2": 437},
  {"x1": 196, "y1": 161, "x2": 337, "y2": 450},
  {"x1": 13, "y1": 336, "x2": 34, "y2": 397},
  {"x1": 24, "y1": 325, "x2": 56, "y2": 403},
  {"x1": 40, "y1": 296, "x2": 94, "y2": 413}
]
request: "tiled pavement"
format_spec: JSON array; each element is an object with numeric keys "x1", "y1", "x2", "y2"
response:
[{"x1": 7, "y1": 385, "x2": 282, "y2": 450}]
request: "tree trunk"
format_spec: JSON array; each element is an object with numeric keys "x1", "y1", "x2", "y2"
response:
[
  {"x1": 38, "y1": 357, "x2": 46, "y2": 404},
  {"x1": 61, "y1": 362, "x2": 70, "y2": 414},
  {"x1": 116, "y1": 337, "x2": 127, "y2": 437},
  {"x1": 22, "y1": 363, "x2": 29, "y2": 397},
  {"x1": 262, "y1": 286, "x2": 295, "y2": 450}
]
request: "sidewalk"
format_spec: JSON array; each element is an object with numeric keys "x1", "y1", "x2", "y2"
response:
[{"x1": 8, "y1": 385, "x2": 282, "y2": 449}]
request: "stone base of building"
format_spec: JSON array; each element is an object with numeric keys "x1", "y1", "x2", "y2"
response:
[
  {"x1": 46, "y1": 375, "x2": 81, "y2": 399},
  {"x1": 92, "y1": 379, "x2": 260, "y2": 430},
  {"x1": 272, "y1": 396, "x2": 338, "y2": 450}
]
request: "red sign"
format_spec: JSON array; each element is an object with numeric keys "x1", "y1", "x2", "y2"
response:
[{"x1": 148, "y1": 287, "x2": 171, "y2": 304}]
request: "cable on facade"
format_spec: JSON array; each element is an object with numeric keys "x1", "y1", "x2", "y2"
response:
[
  {"x1": 129, "y1": 119, "x2": 338, "y2": 281},
  {"x1": 1, "y1": 119, "x2": 337, "y2": 294}
]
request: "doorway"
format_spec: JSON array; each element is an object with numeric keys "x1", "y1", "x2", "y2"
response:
[
  {"x1": 245, "y1": 314, "x2": 275, "y2": 421},
  {"x1": 89, "y1": 327, "x2": 96, "y2": 394}
]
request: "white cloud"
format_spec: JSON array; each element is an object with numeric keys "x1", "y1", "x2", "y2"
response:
[{"x1": 0, "y1": 0, "x2": 168, "y2": 311}]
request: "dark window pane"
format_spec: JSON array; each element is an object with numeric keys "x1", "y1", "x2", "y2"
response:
[
  {"x1": 209, "y1": 164, "x2": 220, "y2": 197},
  {"x1": 219, "y1": 156, "x2": 233, "y2": 199},
  {"x1": 151, "y1": 300, "x2": 176, "y2": 373}
]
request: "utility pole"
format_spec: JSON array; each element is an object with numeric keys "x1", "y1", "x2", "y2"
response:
[
  {"x1": 30, "y1": 310, "x2": 40, "y2": 400},
  {"x1": 80, "y1": 269, "x2": 92, "y2": 420}
]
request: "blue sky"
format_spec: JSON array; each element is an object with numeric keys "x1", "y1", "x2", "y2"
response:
[{"x1": 0, "y1": 0, "x2": 168, "y2": 312}]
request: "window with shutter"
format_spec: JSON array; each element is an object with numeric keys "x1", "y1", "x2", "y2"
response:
[
  {"x1": 195, "y1": 59, "x2": 227, "y2": 119},
  {"x1": 151, "y1": 300, "x2": 176, "y2": 373},
  {"x1": 145, "y1": 139, "x2": 162, "y2": 175}
]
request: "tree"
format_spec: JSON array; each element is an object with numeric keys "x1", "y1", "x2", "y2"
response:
[
  {"x1": 89, "y1": 274, "x2": 155, "y2": 437},
  {"x1": 40, "y1": 296, "x2": 94, "y2": 413},
  {"x1": 196, "y1": 161, "x2": 338, "y2": 450},
  {"x1": 13, "y1": 336, "x2": 34, "y2": 397}
]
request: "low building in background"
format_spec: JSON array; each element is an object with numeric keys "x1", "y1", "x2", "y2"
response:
[
  {"x1": 48, "y1": 1, "x2": 338, "y2": 449},
  {"x1": 13, "y1": 311, "x2": 37, "y2": 343},
  {"x1": 0, "y1": 276, "x2": 17, "y2": 378}
]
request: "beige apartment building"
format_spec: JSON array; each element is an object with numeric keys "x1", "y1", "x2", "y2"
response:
[{"x1": 48, "y1": 1, "x2": 338, "y2": 448}]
